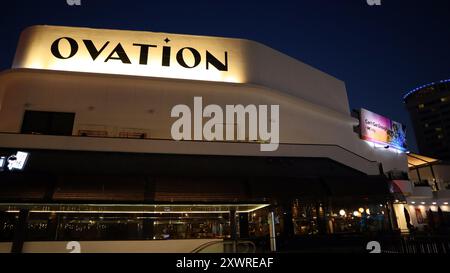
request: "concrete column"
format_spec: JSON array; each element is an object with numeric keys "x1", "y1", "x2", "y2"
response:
[
  {"x1": 229, "y1": 209, "x2": 237, "y2": 240},
  {"x1": 268, "y1": 211, "x2": 277, "y2": 252},
  {"x1": 11, "y1": 209, "x2": 29, "y2": 253},
  {"x1": 229, "y1": 209, "x2": 237, "y2": 253},
  {"x1": 143, "y1": 218, "x2": 154, "y2": 240},
  {"x1": 282, "y1": 203, "x2": 294, "y2": 238},
  {"x1": 239, "y1": 213, "x2": 249, "y2": 239},
  {"x1": 47, "y1": 212, "x2": 59, "y2": 241}
]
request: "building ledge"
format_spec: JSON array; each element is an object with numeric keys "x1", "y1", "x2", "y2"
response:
[{"x1": 0, "y1": 133, "x2": 381, "y2": 175}]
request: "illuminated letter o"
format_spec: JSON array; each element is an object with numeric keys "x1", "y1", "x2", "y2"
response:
[
  {"x1": 51, "y1": 37, "x2": 79, "y2": 59},
  {"x1": 176, "y1": 47, "x2": 201, "y2": 68}
]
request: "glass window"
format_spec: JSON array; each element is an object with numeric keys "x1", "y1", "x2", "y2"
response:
[{"x1": 21, "y1": 110, "x2": 75, "y2": 136}]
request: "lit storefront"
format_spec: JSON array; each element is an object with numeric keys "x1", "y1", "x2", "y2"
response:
[
  {"x1": 391, "y1": 153, "x2": 450, "y2": 233},
  {"x1": 0, "y1": 25, "x2": 409, "y2": 253}
]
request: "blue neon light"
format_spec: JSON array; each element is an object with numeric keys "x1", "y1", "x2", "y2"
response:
[{"x1": 403, "y1": 78, "x2": 450, "y2": 102}]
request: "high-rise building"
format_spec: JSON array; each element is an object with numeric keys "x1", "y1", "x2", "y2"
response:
[{"x1": 404, "y1": 79, "x2": 450, "y2": 160}]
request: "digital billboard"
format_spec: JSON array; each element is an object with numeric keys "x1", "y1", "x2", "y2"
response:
[{"x1": 360, "y1": 108, "x2": 407, "y2": 151}]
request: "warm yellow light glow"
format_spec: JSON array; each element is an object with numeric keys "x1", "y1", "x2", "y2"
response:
[
  {"x1": 7, "y1": 210, "x2": 233, "y2": 214},
  {"x1": 353, "y1": 211, "x2": 360, "y2": 217},
  {"x1": 13, "y1": 26, "x2": 246, "y2": 84},
  {"x1": 2, "y1": 203, "x2": 270, "y2": 214},
  {"x1": 358, "y1": 208, "x2": 364, "y2": 213},
  {"x1": 339, "y1": 210, "x2": 346, "y2": 216},
  {"x1": 365, "y1": 209, "x2": 370, "y2": 215}
]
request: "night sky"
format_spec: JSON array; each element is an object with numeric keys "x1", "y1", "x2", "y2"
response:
[{"x1": 1, "y1": 0, "x2": 450, "y2": 152}]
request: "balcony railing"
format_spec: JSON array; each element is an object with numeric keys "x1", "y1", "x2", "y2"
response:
[{"x1": 191, "y1": 240, "x2": 257, "y2": 253}]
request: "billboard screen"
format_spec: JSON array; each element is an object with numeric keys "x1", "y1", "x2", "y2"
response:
[{"x1": 360, "y1": 109, "x2": 407, "y2": 151}]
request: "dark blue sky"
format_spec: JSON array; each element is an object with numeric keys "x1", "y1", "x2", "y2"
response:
[{"x1": 1, "y1": 0, "x2": 450, "y2": 152}]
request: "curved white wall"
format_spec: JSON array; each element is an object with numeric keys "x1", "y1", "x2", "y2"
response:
[
  {"x1": 0, "y1": 69, "x2": 407, "y2": 174},
  {"x1": 0, "y1": 25, "x2": 408, "y2": 175}
]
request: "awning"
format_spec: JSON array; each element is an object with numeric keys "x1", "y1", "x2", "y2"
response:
[{"x1": 408, "y1": 153, "x2": 439, "y2": 168}]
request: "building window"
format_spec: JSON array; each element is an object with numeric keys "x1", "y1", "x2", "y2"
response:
[{"x1": 21, "y1": 110, "x2": 75, "y2": 136}]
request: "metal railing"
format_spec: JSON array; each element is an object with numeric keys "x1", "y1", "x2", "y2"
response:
[
  {"x1": 381, "y1": 235, "x2": 450, "y2": 254},
  {"x1": 191, "y1": 240, "x2": 257, "y2": 253}
]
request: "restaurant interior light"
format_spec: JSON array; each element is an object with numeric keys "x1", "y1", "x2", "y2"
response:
[{"x1": 1, "y1": 203, "x2": 270, "y2": 214}]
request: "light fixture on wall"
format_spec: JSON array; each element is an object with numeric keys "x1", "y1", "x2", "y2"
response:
[{"x1": 0, "y1": 156, "x2": 5, "y2": 172}]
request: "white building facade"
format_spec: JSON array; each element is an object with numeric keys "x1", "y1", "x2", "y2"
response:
[{"x1": 0, "y1": 26, "x2": 410, "y2": 253}]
